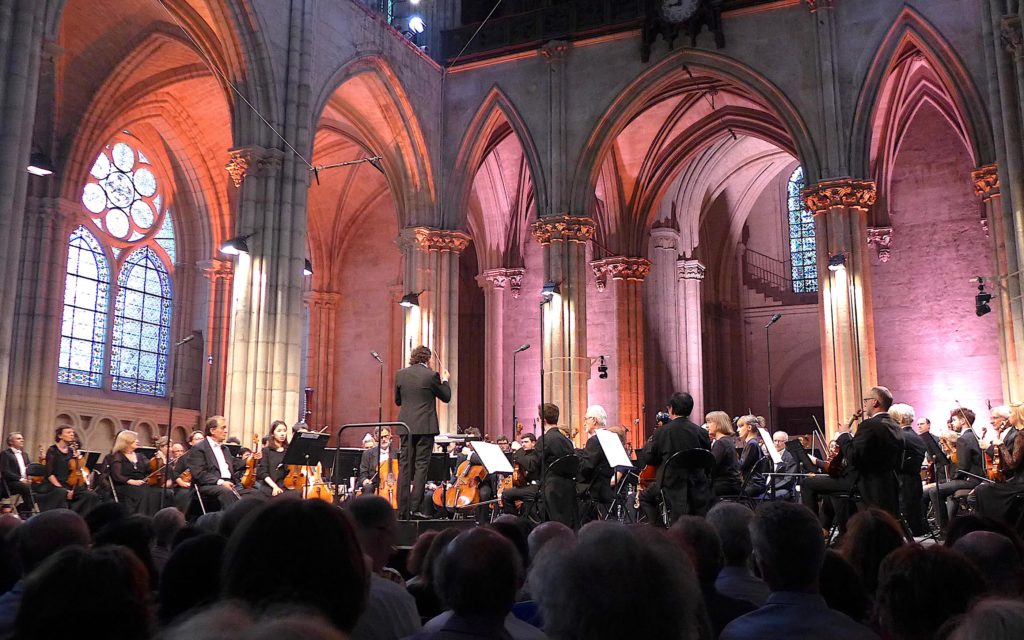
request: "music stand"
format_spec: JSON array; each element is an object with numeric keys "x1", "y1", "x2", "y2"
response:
[
  {"x1": 922, "y1": 435, "x2": 952, "y2": 484},
  {"x1": 785, "y1": 440, "x2": 816, "y2": 473},
  {"x1": 282, "y1": 433, "x2": 329, "y2": 498},
  {"x1": 331, "y1": 447, "x2": 362, "y2": 487}
]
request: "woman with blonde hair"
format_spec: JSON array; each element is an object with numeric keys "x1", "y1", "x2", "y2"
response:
[
  {"x1": 975, "y1": 402, "x2": 1024, "y2": 523},
  {"x1": 109, "y1": 430, "x2": 161, "y2": 515},
  {"x1": 706, "y1": 411, "x2": 742, "y2": 497}
]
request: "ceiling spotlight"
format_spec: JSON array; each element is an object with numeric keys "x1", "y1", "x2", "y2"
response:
[
  {"x1": 220, "y1": 233, "x2": 254, "y2": 256},
  {"x1": 598, "y1": 355, "x2": 608, "y2": 380},
  {"x1": 399, "y1": 292, "x2": 420, "y2": 308},
  {"x1": 541, "y1": 281, "x2": 561, "y2": 301},
  {"x1": 827, "y1": 254, "x2": 847, "y2": 272},
  {"x1": 976, "y1": 280, "x2": 992, "y2": 317},
  {"x1": 303, "y1": 259, "x2": 313, "y2": 276},
  {"x1": 27, "y1": 151, "x2": 54, "y2": 177},
  {"x1": 408, "y1": 15, "x2": 425, "y2": 34}
]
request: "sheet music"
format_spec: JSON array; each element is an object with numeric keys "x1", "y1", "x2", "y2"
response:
[
  {"x1": 757, "y1": 427, "x2": 783, "y2": 465},
  {"x1": 595, "y1": 429, "x2": 633, "y2": 469}
]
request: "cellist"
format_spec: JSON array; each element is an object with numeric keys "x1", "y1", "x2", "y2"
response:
[
  {"x1": 37, "y1": 426, "x2": 100, "y2": 514},
  {"x1": 358, "y1": 427, "x2": 398, "y2": 497}
]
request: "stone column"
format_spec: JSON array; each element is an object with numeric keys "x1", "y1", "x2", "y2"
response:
[
  {"x1": 398, "y1": 227, "x2": 471, "y2": 434},
  {"x1": 974, "y1": 164, "x2": 1024, "y2": 400},
  {"x1": 592, "y1": 257, "x2": 650, "y2": 451},
  {"x1": 476, "y1": 268, "x2": 524, "y2": 439},
  {"x1": 804, "y1": 179, "x2": 879, "y2": 436},
  {"x1": 646, "y1": 227, "x2": 681, "y2": 427},
  {"x1": 6, "y1": 197, "x2": 74, "y2": 450},
  {"x1": 197, "y1": 259, "x2": 233, "y2": 419},
  {"x1": 676, "y1": 259, "x2": 706, "y2": 422},
  {"x1": 223, "y1": 146, "x2": 307, "y2": 443},
  {"x1": 0, "y1": 1, "x2": 49, "y2": 432},
  {"x1": 532, "y1": 215, "x2": 594, "y2": 441},
  {"x1": 305, "y1": 289, "x2": 341, "y2": 429}
]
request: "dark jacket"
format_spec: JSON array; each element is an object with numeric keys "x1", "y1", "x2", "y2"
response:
[
  {"x1": 0, "y1": 449, "x2": 28, "y2": 484},
  {"x1": 358, "y1": 446, "x2": 399, "y2": 487},
  {"x1": 185, "y1": 438, "x2": 240, "y2": 486},
  {"x1": 899, "y1": 426, "x2": 926, "y2": 476},
  {"x1": 395, "y1": 364, "x2": 452, "y2": 436},
  {"x1": 643, "y1": 417, "x2": 711, "y2": 468},
  {"x1": 955, "y1": 428, "x2": 985, "y2": 482},
  {"x1": 846, "y1": 412, "x2": 902, "y2": 514}
]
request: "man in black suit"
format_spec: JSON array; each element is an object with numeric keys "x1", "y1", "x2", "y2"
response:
[
  {"x1": 0, "y1": 432, "x2": 35, "y2": 515},
  {"x1": 358, "y1": 427, "x2": 398, "y2": 494},
  {"x1": 638, "y1": 392, "x2": 712, "y2": 524},
  {"x1": 924, "y1": 407, "x2": 985, "y2": 531},
  {"x1": 501, "y1": 432, "x2": 541, "y2": 516},
  {"x1": 848, "y1": 386, "x2": 902, "y2": 517},
  {"x1": 578, "y1": 405, "x2": 615, "y2": 523},
  {"x1": 395, "y1": 345, "x2": 451, "y2": 518},
  {"x1": 891, "y1": 403, "x2": 927, "y2": 535},
  {"x1": 186, "y1": 415, "x2": 243, "y2": 509},
  {"x1": 537, "y1": 403, "x2": 576, "y2": 527}
]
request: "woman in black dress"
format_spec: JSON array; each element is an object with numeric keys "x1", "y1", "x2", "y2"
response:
[
  {"x1": 38, "y1": 426, "x2": 101, "y2": 514},
  {"x1": 706, "y1": 411, "x2": 742, "y2": 497},
  {"x1": 258, "y1": 420, "x2": 291, "y2": 497},
  {"x1": 737, "y1": 415, "x2": 767, "y2": 497},
  {"x1": 109, "y1": 429, "x2": 162, "y2": 515}
]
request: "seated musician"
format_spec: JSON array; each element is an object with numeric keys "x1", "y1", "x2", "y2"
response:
[
  {"x1": 109, "y1": 430, "x2": 162, "y2": 516},
  {"x1": 496, "y1": 435, "x2": 511, "y2": 454},
  {"x1": 184, "y1": 415, "x2": 244, "y2": 509},
  {"x1": 37, "y1": 426, "x2": 100, "y2": 514},
  {"x1": 168, "y1": 441, "x2": 192, "y2": 512},
  {"x1": 537, "y1": 403, "x2": 576, "y2": 527},
  {"x1": 890, "y1": 403, "x2": 927, "y2": 536},
  {"x1": 258, "y1": 420, "x2": 291, "y2": 497},
  {"x1": 358, "y1": 427, "x2": 399, "y2": 494},
  {"x1": 638, "y1": 392, "x2": 712, "y2": 525},
  {"x1": 974, "y1": 402, "x2": 1024, "y2": 523},
  {"x1": 502, "y1": 433, "x2": 540, "y2": 515},
  {"x1": 923, "y1": 406, "x2": 985, "y2": 532},
  {"x1": 1, "y1": 432, "x2": 36, "y2": 516},
  {"x1": 985, "y1": 406, "x2": 1015, "y2": 463},
  {"x1": 578, "y1": 405, "x2": 614, "y2": 521},
  {"x1": 706, "y1": 412, "x2": 742, "y2": 497},
  {"x1": 736, "y1": 416, "x2": 767, "y2": 497},
  {"x1": 768, "y1": 431, "x2": 799, "y2": 501}
]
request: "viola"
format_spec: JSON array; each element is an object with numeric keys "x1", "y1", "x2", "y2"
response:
[
  {"x1": 147, "y1": 455, "x2": 165, "y2": 487},
  {"x1": 241, "y1": 433, "x2": 260, "y2": 489},
  {"x1": 65, "y1": 442, "x2": 90, "y2": 489},
  {"x1": 824, "y1": 410, "x2": 862, "y2": 478},
  {"x1": 375, "y1": 457, "x2": 399, "y2": 509}
]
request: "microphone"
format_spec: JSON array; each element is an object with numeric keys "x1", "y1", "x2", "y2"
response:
[
  {"x1": 514, "y1": 344, "x2": 530, "y2": 353},
  {"x1": 175, "y1": 333, "x2": 196, "y2": 347},
  {"x1": 765, "y1": 313, "x2": 782, "y2": 328},
  {"x1": 371, "y1": 351, "x2": 383, "y2": 364}
]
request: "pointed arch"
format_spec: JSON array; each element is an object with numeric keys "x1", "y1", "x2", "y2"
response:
[
  {"x1": 58, "y1": 226, "x2": 111, "y2": 389},
  {"x1": 111, "y1": 246, "x2": 173, "y2": 397}
]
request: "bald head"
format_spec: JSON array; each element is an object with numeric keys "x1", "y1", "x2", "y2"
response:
[
  {"x1": 528, "y1": 521, "x2": 575, "y2": 563},
  {"x1": 14, "y1": 509, "x2": 89, "y2": 573},
  {"x1": 952, "y1": 531, "x2": 1024, "y2": 596}
]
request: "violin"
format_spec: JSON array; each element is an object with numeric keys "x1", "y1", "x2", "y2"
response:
[
  {"x1": 241, "y1": 433, "x2": 260, "y2": 489},
  {"x1": 375, "y1": 457, "x2": 399, "y2": 509},
  {"x1": 65, "y1": 442, "x2": 90, "y2": 489},
  {"x1": 283, "y1": 464, "x2": 306, "y2": 490},
  {"x1": 147, "y1": 455, "x2": 165, "y2": 487},
  {"x1": 824, "y1": 410, "x2": 862, "y2": 478},
  {"x1": 28, "y1": 446, "x2": 45, "y2": 485}
]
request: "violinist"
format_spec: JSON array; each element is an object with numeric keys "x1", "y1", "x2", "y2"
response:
[
  {"x1": 496, "y1": 435, "x2": 512, "y2": 454},
  {"x1": 109, "y1": 430, "x2": 162, "y2": 516},
  {"x1": 800, "y1": 414, "x2": 857, "y2": 534},
  {"x1": 923, "y1": 406, "x2": 984, "y2": 532},
  {"x1": 985, "y1": 406, "x2": 1015, "y2": 468},
  {"x1": 257, "y1": 421, "x2": 291, "y2": 497},
  {"x1": 168, "y1": 442, "x2": 192, "y2": 512},
  {"x1": 890, "y1": 404, "x2": 927, "y2": 536},
  {"x1": 0, "y1": 433, "x2": 37, "y2": 516},
  {"x1": 38, "y1": 426, "x2": 100, "y2": 514},
  {"x1": 183, "y1": 416, "x2": 243, "y2": 509},
  {"x1": 501, "y1": 433, "x2": 540, "y2": 516},
  {"x1": 736, "y1": 415, "x2": 767, "y2": 497},
  {"x1": 358, "y1": 427, "x2": 398, "y2": 495},
  {"x1": 974, "y1": 403, "x2": 1024, "y2": 523},
  {"x1": 706, "y1": 412, "x2": 742, "y2": 498}
]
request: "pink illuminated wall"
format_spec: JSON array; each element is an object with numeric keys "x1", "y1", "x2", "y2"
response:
[{"x1": 500, "y1": 239, "x2": 544, "y2": 437}]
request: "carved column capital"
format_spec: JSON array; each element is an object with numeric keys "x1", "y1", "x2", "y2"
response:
[
  {"x1": 677, "y1": 259, "x2": 706, "y2": 281},
  {"x1": 225, "y1": 146, "x2": 284, "y2": 187},
  {"x1": 398, "y1": 227, "x2": 472, "y2": 254},
  {"x1": 802, "y1": 178, "x2": 877, "y2": 213},
  {"x1": 1002, "y1": 16, "x2": 1024, "y2": 58},
  {"x1": 650, "y1": 226, "x2": 680, "y2": 251},
  {"x1": 304, "y1": 290, "x2": 342, "y2": 307},
  {"x1": 476, "y1": 268, "x2": 525, "y2": 298},
  {"x1": 530, "y1": 215, "x2": 596, "y2": 245},
  {"x1": 197, "y1": 258, "x2": 234, "y2": 282},
  {"x1": 866, "y1": 227, "x2": 894, "y2": 263},
  {"x1": 973, "y1": 164, "x2": 1000, "y2": 201},
  {"x1": 591, "y1": 257, "x2": 651, "y2": 292}
]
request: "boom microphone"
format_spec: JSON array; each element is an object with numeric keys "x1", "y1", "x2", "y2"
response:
[
  {"x1": 765, "y1": 313, "x2": 783, "y2": 328},
  {"x1": 514, "y1": 344, "x2": 530, "y2": 353},
  {"x1": 370, "y1": 351, "x2": 383, "y2": 364}
]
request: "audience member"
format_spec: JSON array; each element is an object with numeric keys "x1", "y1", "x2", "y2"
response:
[
  {"x1": 407, "y1": 527, "x2": 460, "y2": 622},
  {"x1": 706, "y1": 502, "x2": 769, "y2": 606},
  {"x1": 158, "y1": 533, "x2": 227, "y2": 625},
  {"x1": 945, "y1": 514, "x2": 1024, "y2": 558},
  {"x1": 720, "y1": 502, "x2": 879, "y2": 640},
  {"x1": 93, "y1": 513, "x2": 158, "y2": 588},
  {"x1": 151, "y1": 507, "x2": 185, "y2": 574},
  {"x1": 952, "y1": 531, "x2": 1024, "y2": 596},
  {"x1": 84, "y1": 500, "x2": 128, "y2": 537},
  {"x1": 875, "y1": 545, "x2": 985, "y2": 640},
  {"x1": 836, "y1": 508, "x2": 905, "y2": 595},
  {"x1": 526, "y1": 521, "x2": 575, "y2": 565},
  {"x1": 406, "y1": 530, "x2": 439, "y2": 586},
  {"x1": 160, "y1": 602, "x2": 345, "y2": 640},
  {"x1": 818, "y1": 550, "x2": 870, "y2": 625},
  {"x1": 946, "y1": 597, "x2": 1024, "y2": 640}
]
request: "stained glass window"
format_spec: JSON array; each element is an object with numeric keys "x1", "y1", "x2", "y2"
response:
[
  {"x1": 58, "y1": 226, "x2": 110, "y2": 388},
  {"x1": 110, "y1": 247, "x2": 172, "y2": 396},
  {"x1": 787, "y1": 166, "x2": 818, "y2": 293}
]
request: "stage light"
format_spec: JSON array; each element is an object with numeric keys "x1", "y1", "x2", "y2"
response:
[
  {"x1": 27, "y1": 151, "x2": 54, "y2": 176},
  {"x1": 303, "y1": 259, "x2": 313, "y2": 276},
  {"x1": 220, "y1": 233, "x2": 254, "y2": 256},
  {"x1": 598, "y1": 355, "x2": 608, "y2": 379},
  {"x1": 827, "y1": 254, "x2": 846, "y2": 272},
  {"x1": 399, "y1": 292, "x2": 420, "y2": 308},
  {"x1": 408, "y1": 16, "x2": 425, "y2": 34},
  {"x1": 976, "y1": 281, "x2": 992, "y2": 317},
  {"x1": 541, "y1": 281, "x2": 561, "y2": 302}
]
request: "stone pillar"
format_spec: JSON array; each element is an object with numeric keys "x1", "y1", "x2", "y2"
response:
[
  {"x1": 305, "y1": 290, "x2": 341, "y2": 429},
  {"x1": 398, "y1": 227, "x2": 471, "y2": 434},
  {"x1": 676, "y1": 259, "x2": 706, "y2": 422},
  {"x1": 532, "y1": 215, "x2": 594, "y2": 441},
  {"x1": 646, "y1": 227, "x2": 682, "y2": 425},
  {"x1": 0, "y1": 1, "x2": 49, "y2": 433},
  {"x1": 592, "y1": 257, "x2": 650, "y2": 451},
  {"x1": 974, "y1": 165, "x2": 1024, "y2": 400},
  {"x1": 476, "y1": 268, "x2": 524, "y2": 439},
  {"x1": 6, "y1": 197, "x2": 74, "y2": 451},
  {"x1": 197, "y1": 259, "x2": 233, "y2": 419},
  {"x1": 223, "y1": 146, "x2": 307, "y2": 443},
  {"x1": 804, "y1": 179, "x2": 879, "y2": 436}
]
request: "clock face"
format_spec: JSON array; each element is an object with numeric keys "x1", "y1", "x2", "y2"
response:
[{"x1": 661, "y1": 0, "x2": 699, "y2": 23}]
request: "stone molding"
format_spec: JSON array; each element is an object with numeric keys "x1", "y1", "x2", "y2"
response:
[
  {"x1": 225, "y1": 146, "x2": 284, "y2": 187},
  {"x1": 802, "y1": 179, "x2": 877, "y2": 212},
  {"x1": 530, "y1": 215, "x2": 596, "y2": 245},
  {"x1": 477, "y1": 268, "x2": 525, "y2": 298},
  {"x1": 650, "y1": 227, "x2": 680, "y2": 251},
  {"x1": 866, "y1": 226, "x2": 893, "y2": 263},
  {"x1": 305, "y1": 290, "x2": 342, "y2": 307},
  {"x1": 539, "y1": 40, "x2": 571, "y2": 61},
  {"x1": 591, "y1": 257, "x2": 651, "y2": 291},
  {"x1": 972, "y1": 164, "x2": 1000, "y2": 201},
  {"x1": 677, "y1": 258, "x2": 706, "y2": 281},
  {"x1": 398, "y1": 227, "x2": 472, "y2": 254},
  {"x1": 197, "y1": 258, "x2": 234, "y2": 282}
]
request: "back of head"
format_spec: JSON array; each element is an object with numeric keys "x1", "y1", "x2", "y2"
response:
[
  {"x1": 707, "y1": 502, "x2": 754, "y2": 567},
  {"x1": 668, "y1": 392, "x2": 694, "y2": 418},
  {"x1": 838, "y1": 508, "x2": 905, "y2": 593},
  {"x1": 489, "y1": 519, "x2": 530, "y2": 573},
  {"x1": 819, "y1": 550, "x2": 870, "y2": 624},
  {"x1": 421, "y1": 527, "x2": 461, "y2": 585},
  {"x1": 14, "y1": 508, "x2": 89, "y2": 574},
  {"x1": 528, "y1": 521, "x2": 575, "y2": 564},
  {"x1": 223, "y1": 499, "x2": 368, "y2": 632},
  {"x1": 436, "y1": 528, "x2": 521, "y2": 620},
  {"x1": 153, "y1": 507, "x2": 186, "y2": 548},
  {"x1": 948, "y1": 597, "x2": 1024, "y2": 640},
  {"x1": 876, "y1": 545, "x2": 986, "y2": 640},
  {"x1": 84, "y1": 501, "x2": 128, "y2": 538},
  {"x1": 218, "y1": 498, "x2": 267, "y2": 539},
  {"x1": 16, "y1": 545, "x2": 150, "y2": 640},
  {"x1": 872, "y1": 386, "x2": 894, "y2": 411},
  {"x1": 345, "y1": 495, "x2": 396, "y2": 571},
  {"x1": 889, "y1": 403, "x2": 916, "y2": 427},
  {"x1": 532, "y1": 524, "x2": 701, "y2": 640},
  {"x1": 159, "y1": 533, "x2": 227, "y2": 625},
  {"x1": 669, "y1": 515, "x2": 723, "y2": 587},
  {"x1": 952, "y1": 531, "x2": 1024, "y2": 596},
  {"x1": 93, "y1": 514, "x2": 157, "y2": 587},
  {"x1": 409, "y1": 345, "x2": 431, "y2": 366},
  {"x1": 750, "y1": 502, "x2": 824, "y2": 592},
  {"x1": 407, "y1": 530, "x2": 440, "y2": 577},
  {"x1": 540, "y1": 403, "x2": 560, "y2": 426}
]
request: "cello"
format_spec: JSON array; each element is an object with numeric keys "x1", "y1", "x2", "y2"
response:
[
  {"x1": 432, "y1": 458, "x2": 487, "y2": 509},
  {"x1": 376, "y1": 457, "x2": 399, "y2": 509}
]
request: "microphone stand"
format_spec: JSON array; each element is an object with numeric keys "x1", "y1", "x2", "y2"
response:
[
  {"x1": 512, "y1": 347, "x2": 521, "y2": 440},
  {"x1": 766, "y1": 321, "x2": 776, "y2": 429},
  {"x1": 161, "y1": 334, "x2": 193, "y2": 509}
]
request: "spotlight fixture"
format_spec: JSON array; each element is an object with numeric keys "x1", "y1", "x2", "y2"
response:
[
  {"x1": 541, "y1": 281, "x2": 561, "y2": 301},
  {"x1": 597, "y1": 355, "x2": 608, "y2": 380},
  {"x1": 220, "y1": 233, "x2": 254, "y2": 256},
  {"x1": 976, "y1": 279, "x2": 992, "y2": 317},
  {"x1": 27, "y1": 151, "x2": 54, "y2": 177},
  {"x1": 303, "y1": 259, "x2": 313, "y2": 276},
  {"x1": 408, "y1": 15, "x2": 425, "y2": 34},
  {"x1": 399, "y1": 292, "x2": 421, "y2": 308},
  {"x1": 827, "y1": 254, "x2": 847, "y2": 272}
]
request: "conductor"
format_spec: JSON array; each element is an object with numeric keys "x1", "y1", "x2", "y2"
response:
[{"x1": 395, "y1": 345, "x2": 451, "y2": 519}]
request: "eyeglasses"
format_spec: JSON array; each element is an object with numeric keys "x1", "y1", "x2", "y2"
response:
[{"x1": 862, "y1": 397, "x2": 875, "y2": 403}]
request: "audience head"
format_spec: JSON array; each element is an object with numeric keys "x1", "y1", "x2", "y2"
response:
[
  {"x1": 819, "y1": 550, "x2": 870, "y2": 624},
  {"x1": 153, "y1": 507, "x2": 186, "y2": 548},
  {"x1": 750, "y1": 502, "x2": 824, "y2": 592},
  {"x1": 489, "y1": 517, "x2": 531, "y2": 572},
  {"x1": 12, "y1": 508, "x2": 89, "y2": 575},
  {"x1": 85, "y1": 501, "x2": 128, "y2": 538},
  {"x1": 223, "y1": 499, "x2": 368, "y2": 632},
  {"x1": 527, "y1": 520, "x2": 575, "y2": 564},
  {"x1": 162, "y1": 603, "x2": 346, "y2": 640},
  {"x1": 436, "y1": 528, "x2": 522, "y2": 622},
  {"x1": 93, "y1": 514, "x2": 157, "y2": 587},
  {"x1": 669, "y1": 516, "x2": 723, "y2": 589},
  {"x1": 706, "y1": 502, "x2": 755, "y2": 568},
  {"x1": 532, "y1": 524, "x2": 702, "y2": 640},
  {"x1": 838, "y1": 508, "x2": 906, "y2": 594},
  {"x1": 945, "y1": 514, "x2": 1024, "y2": 559},
  {"x1": 947, "y1": 597, "x2": 1024, "y2": 640},
  {"x1": 217, "y1": 497, "x2": 266, "y2": 539},
  {"x1": 409, "y1": 345, "x2": 431, "y2": 366},
  {"x1": 667, "y1": 392, "x2": 694, "y2": 418},
  {"x1": 346, "y1": 495, "x2": 398, "y2": 573},
  {"x1": 889, "y1": 403, "x2": 916, "y2": 427},
  {"x1": 420, "y1": 527, "x2": 461, "y2": 587},
  {"x1": 952, "y1": 531, "x2": 1024, "y2": 596},
  {"x1": 407, "y1": 530, "x2": 439, "y2": 577},
  {"x1": 705, "y1": 411, "x2": 733, "y2": 437},
  {"x1": 876, "y1": 545, "x2": 985, "y2": 640},
  {"x1": 159, "y1": 533, "x2": 227, "y2": 625}
]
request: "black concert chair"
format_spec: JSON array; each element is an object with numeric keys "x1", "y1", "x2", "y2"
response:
[
  {"x1": 716, "y1": 456, "x2": 770, "y2": 510},
  {"x1": 185, "y1": 484, "x2": 223, "y2": 523},
  {"x1": 657, "y1": 448, "x2": 715, "y2": 526}
]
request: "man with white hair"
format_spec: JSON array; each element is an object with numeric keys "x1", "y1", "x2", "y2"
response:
[
  {"x1": 987, "y1": 405, "x2": 1014, "y2": 460},
  {"x1": 890, "y1": 403, "x2": 927, "y2": 536},
  {"x1": 579, "y1": 405, "x2": 614, "y2": 522}
]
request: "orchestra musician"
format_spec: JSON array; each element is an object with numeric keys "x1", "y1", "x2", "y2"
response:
[
  {"x1": 923, "y1": 406, "x2": 984, "y2": 532},
  {"x1": 801, "y1": 412, "x2": 857, "y2": 534},
  {"x1": 0, "y1": 432, "x2": 37, "y2": 516},
  {"x1": 37, "y1": 426, "x2": 100, "y2": 514},
  {"x1": 358, "y1": 427, "x2": 398, "y2": 495},
  {"x1": 889, "y1": 403, "x2": 927, "y2": 536},
  {"x1": 769, "y1": 431, "x2": 799, "y2": 501},
  {"x1": 706, "y1": 412, "x2": 742, "y2": 498},
  {"x1": 168, "y1": 441, "x2": 192, "y2": 512},
  {"x1": 736, "y1": 415, "x2": 767, "y2": 497},
  {"x1": 985, "y1": 406, "x2": 1015, "y2": 464},
  {"x1": 537, "y1": 403, "x2": 576, "y2": 527},
  {"x1": 844, "y1": 386, "x2": 902, "y2": 517},
  {"x1": 257, "y1": 420, "x2": 291, "y2": 497},
  {"x1": 577, "y1": 405, "x2": 614, "y2": 522},
  {"x1": 973, "y1": 403, "x2": 1024, "y2": 523},
  {"x1": 184, "y1": 415, "x2": 244, "y2": 509},
  {"x1": 501, "y1": 433, "x2": 540, "y2": 516},
  {"x1": 637, "y1": 392, "x2": 711, "y2": 524},
  {"x1": 108, "y1": 430, "x2": 162, "y2": 516}
]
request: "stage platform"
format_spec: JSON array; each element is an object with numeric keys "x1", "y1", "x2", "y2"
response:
[{"x1": 394, "y1": 518, "x2": 477, "y2": 548}]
